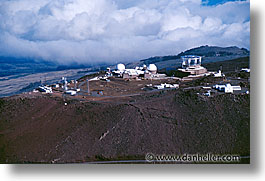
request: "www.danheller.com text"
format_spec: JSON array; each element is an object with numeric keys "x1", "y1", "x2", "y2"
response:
[{"x1": 145, "y1": 153, "x2": 241, "y2": 163}]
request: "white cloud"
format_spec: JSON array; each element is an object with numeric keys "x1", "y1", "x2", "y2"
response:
[{"x1": 0, "y1": 0, "x2": 250, "y2": 64}]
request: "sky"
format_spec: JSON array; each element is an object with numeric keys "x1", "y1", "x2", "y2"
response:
[
  {"x1": 0, "y1": 0, "x2": 250, "y2": 65},
  {"x1": 202, "y1": 0, "x2": 246, "y2": 5}
]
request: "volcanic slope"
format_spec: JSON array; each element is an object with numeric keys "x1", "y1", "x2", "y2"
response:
[{"x1": 0, "y1": 89, "x2": 250, "y2": 163}]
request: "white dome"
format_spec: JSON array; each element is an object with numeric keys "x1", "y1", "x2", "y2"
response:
[
  {"x1": 117, "y1": 63, "x2": 126, "y2": 71},
  {"x1": 147, "y1": 64, "x2": 157, "y2": 71}
]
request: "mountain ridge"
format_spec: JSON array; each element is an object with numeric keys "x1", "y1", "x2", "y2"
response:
[{"x1": 139, "y1": 45, "x2": 249, "y2": 65}]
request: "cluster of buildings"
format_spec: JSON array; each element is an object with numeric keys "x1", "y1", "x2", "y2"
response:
[
  {"x1": 111, "y1": 63, "x2": 162, "y2": 79},
  {"x1": 201, "y1": 83, "x2": 243, "y2": 97},
  {"x1": 34, "y1": 77, "x2": 81, "y2": 96},
  {"x1": 61, "y1": 77, "x2": 81, "y2": 96},
  {"x1": 31, "y1": 54, "x2": 248, "y2": 97}
]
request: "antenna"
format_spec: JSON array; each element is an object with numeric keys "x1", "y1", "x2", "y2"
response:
[
  {"x1": 63, "y1": 77, "x2": 68, "y2": 91},
  {"x1": 74, "y1": 80, "x2": 77, "y2": 90},
  {"x1": 44, "y1": 75, "x2": 47, "y2": 85},
  {"x1": 86, "y1": 79, "x2": 90, "y2": 94}
]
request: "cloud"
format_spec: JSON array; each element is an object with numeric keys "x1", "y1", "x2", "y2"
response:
[{"x1": 0, "y1": 0, "x2": 250, "y2": 64}]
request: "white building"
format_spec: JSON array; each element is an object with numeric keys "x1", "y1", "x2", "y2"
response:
[
  {"x1": 213, "y1": 84, "x2": 241, "y2": 93},
  {"x1": 241, "y1": 68, "x2": 250, "y2": 73},
  {"x1": 203, "y1": 90, "x2": 211, "y2": 97},
  {"x1": 65, "y1": 90, "x2": 77, "y2": 96},
  {"x1": 154, "y1": 83, "x2": 179, "y2": 89},
  {"x1": 38, "y1": 86, "x2": 53, "y2": 93},
  {"x1": 232, "y1": 86, "x2": 242, "y2": 91},
  {"x1": 214, "y1": 70, "x2": 225, "y2": 77}
]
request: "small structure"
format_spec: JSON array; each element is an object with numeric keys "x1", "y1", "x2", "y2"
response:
[
  {"x1": 65, "y1": 90, "x2": 77, "y2": 96},
  {"x1": 232, "y1": 86, "x2": 242, "y2": 91},
  {"x1": 214, "y1": 70, "x2": 225, "y2": 77},
  {"x1": 152, "y1": 73, "x2": 167, "y2": 78},
  {"x1": 33, "y1": 89, "x2": 39, "y2": 93},
  {"x1": 62, "y1": 77, "x2": 68, "y2": 91},
  {"x1": 122, "y1": 69, "x2": 140, "y2": 79},
  {"x1": 91, "y1": 90, "x2": 104, "y2": 97},
  {"x1": 106, "y1": 69, "x2": 113, "y2": 77},
  {"x1": 90, "y1": 77, "x2": 100, "y2": 81},
  {"x1": 107, "y1": 67, "x2": 111, "y2": 73},
  {"x1": 86, "y1": 79, "x2": 90, "y2": 94},
  {"x1": 241, "y1": 68, "x2": 250, "y2": 73},
  {"x1": 74, "y1": 80, "x2": 77, "y2": 89},
  {"x1": 154, "y1": 83, "x2": 179, "y2": 90},
  {"x1": 52, "y1": 84, "x2": 60, "y2": 88},
  {"x1": 213, "y1": 84, "x2": 241, "y2": 93},
  {"x1": 144, "y1": 70, "x2": 152, "y2": 79},
  {"x1": 37, "y1": 86, "x2": 53, "y2": 93},
  {"x1": 203, "y1": 90, "x2": 211, "y2": 97},
  {"x1": 100, "y1": 76, "x2": 110, "y2": 81}
]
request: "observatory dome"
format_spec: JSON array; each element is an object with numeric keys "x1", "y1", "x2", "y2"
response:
[
  {"x1": 147, "y1": 64, "x2": 157, "y2": 72},
  {"x1": 117, "y1": 63, "x2": 126, "y2": 71}
]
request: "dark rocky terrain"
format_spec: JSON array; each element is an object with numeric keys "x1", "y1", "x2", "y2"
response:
[{"x1": 0, "y1": 88, "x2": 250, "y2": 163}]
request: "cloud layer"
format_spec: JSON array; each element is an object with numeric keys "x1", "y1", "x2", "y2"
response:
[{"x1": 0, "y1": 0, "x2": 250, "y2": 64}]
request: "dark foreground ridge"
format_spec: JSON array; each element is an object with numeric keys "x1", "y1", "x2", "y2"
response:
[{"x1": 0, "y1": 88, "x2": 250, "y2": 163}]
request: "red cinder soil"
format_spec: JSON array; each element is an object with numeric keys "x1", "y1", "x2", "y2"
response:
[{"x1": 0, "y1": 89, "x2": 250, "y2": 163}]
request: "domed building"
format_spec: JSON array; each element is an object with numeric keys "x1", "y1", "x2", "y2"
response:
[
  {"x1": 116, "y1": 64, "x2": 126, "y2": 71},
  {"x1": 112, "y1": 63, "x2": 160, "y2": 79},
  {"x1": 147, "y1": 64, "x2": 157, "y2": 74},
  {"x1": 112, "y1": 63, "x2": 126, "y2": 77}
]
